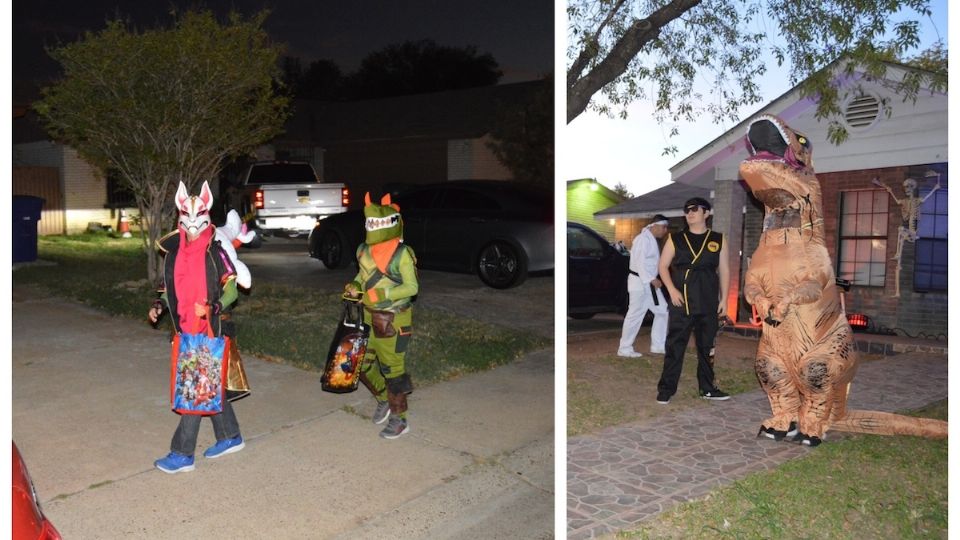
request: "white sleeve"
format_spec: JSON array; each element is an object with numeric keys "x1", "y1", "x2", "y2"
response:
[
  {"x1": 628, "y1": 234, "x2": 644, "y2": 276},
  {"x1": 636, "y1": 232, "x2": 660, "y2": 283}
]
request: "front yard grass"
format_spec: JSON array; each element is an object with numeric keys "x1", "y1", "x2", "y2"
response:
[
  {"x1": 14, "y1": 234, "x2": 548, "y2": 384},
  {"x1": 567, "y1": 334, "x2": 760, "y2": 437}
]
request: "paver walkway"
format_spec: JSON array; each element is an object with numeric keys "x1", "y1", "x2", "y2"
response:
[{"x1": 566, "y1": 352, "x2": 948, "y2": 539}]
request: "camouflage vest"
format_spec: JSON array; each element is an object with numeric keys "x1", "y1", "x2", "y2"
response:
[{"x1": 356, "y1": 243, "x2": 416, "y2": 311}]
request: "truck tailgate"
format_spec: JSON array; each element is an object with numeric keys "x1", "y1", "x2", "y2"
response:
[{"x1": 258, "y1": 185, "x2": 343, "y2": 216}]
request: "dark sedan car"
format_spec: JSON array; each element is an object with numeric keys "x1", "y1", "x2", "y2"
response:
[
  {"x1": 567, "y1": 221, "x2": 629, "y2": 319},
  {"x1": 309, "y1": 181, "x2": 554, "y2": 289}
]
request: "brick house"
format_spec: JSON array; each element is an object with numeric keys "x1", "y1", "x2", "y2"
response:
[{"x1": 602, "y1": 61, "x2": 947, "y2": 336}]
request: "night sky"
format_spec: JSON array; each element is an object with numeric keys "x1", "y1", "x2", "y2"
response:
[{"x1": 13, "y1": 0, "x2": 555, "y2": 103}]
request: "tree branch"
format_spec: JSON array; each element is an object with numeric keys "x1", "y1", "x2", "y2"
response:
[
  {"x1": 567, "y1": 0, "x2": 703, "y2": 123},
  {"x1": 567, "y1": 0, "x2": 631, "y2": 87}
]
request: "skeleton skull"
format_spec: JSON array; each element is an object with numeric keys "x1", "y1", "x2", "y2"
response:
[{"x1": 903, "y1": 178, "x2": 917, "y2": 195}]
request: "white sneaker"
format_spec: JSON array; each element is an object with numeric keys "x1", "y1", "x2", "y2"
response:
[
  {"x1": 617, "y1": 349, "x2": 643, "y2": 358},
  {"x1": 650, "y1": 348, "x2": 665, "y2": 355}
]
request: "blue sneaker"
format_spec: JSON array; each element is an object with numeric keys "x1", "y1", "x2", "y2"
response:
[
  {"x1": 155, "y1": 452, "x2": 195, "y2": 474},
  {"x1": 203, "y1": 436, "x2": 245, "y2": 459}
]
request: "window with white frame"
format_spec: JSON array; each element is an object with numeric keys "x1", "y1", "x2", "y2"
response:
[
  {"x1": 913, "y1": 187, "x2": 947, "y2": 292},
  {"x1": 837, "y1": 190, "x2": 888, "y2": 287}
]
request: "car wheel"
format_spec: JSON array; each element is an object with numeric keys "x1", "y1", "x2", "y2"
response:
[
  {"x1": 241, "y1": 230, "x2": 263, "y2": 249},
  {"x1": 319, "y1": 230, "x2": 346, "y2": 269},
  {"x1": 476, "y1": 240, "x2": 527, "y2": 289},
  {"x1": 569, "y1": 313, "x2": 595, "y2": 320}
]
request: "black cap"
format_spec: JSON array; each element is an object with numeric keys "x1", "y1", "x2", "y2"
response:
[
  {"x1": 650, "y1": 214, "x2": 668, "y2": 223},
  {"x1": 683, "y1": 197, "x2": 712, "y2": 211}
]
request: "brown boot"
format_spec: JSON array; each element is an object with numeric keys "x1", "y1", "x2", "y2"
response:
[
  {"x1": 387, "y1": 390, "x2": 408, "y2": 415},
  {"x1": 379, "y1": 390, "x2": 410, "y2": 439}
]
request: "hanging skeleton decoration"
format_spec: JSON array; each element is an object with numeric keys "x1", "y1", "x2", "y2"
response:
[
  {"x1": 871, "y1": 174, "x2": 941, "y2": 297},
  {"x1": 739, "y1": 114, "x2": 946, "y2": 446}
]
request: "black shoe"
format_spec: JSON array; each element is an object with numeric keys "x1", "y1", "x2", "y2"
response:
[
  {"x1": 656, "y1": 393, "x2": 670, "y2": 405},
  {"x1": 700, "y1": 389, "x2": 730, "y2": 400}
]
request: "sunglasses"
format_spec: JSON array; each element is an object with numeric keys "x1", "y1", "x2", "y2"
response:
[{"x1": 683, "y1": 205, "x2": 707, "y2": 214}]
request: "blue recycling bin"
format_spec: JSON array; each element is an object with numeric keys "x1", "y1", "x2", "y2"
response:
[{"x1": 13, "y1": 195, "x2": 45, "y2": 263}]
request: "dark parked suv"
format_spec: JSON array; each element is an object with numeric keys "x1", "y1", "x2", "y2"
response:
[
  {"x1": 309, "y1": 181, "x2": 554, "y2": 289},
  {"x1": 567, "y1": 221, "x2": 629, "y2": 319}
]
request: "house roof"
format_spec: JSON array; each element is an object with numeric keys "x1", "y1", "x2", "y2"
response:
[
  {"x1": 670, "y1": 60, "x2": 948, "y2": 188},
  {"x1": 281, "y1": 80, "x2": 548, "y2": 144},
  {"x1": 594, "y1": 182, "x2": 713, "y2": 219}
]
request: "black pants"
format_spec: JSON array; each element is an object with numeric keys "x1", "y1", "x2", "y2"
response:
[
  {"x1": 657, "y1": 309, "x2": 719, "y2": 398},
  {"x1": 171, "y1": 399, "x2": 241, "y2": 456}
]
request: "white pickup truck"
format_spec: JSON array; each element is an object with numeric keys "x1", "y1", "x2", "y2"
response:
[{"x1": 242, "y1": 161, "x2": 349, "y2": 236}]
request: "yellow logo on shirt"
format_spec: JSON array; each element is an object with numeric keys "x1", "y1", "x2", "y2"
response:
[{"x1": 707, "y1": 241, "x2": 720, "y2": 253}]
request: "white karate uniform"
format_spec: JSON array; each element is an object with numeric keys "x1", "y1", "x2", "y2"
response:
[{"x1": 618, "y1": 227, "x2": 668, "y2": 353}]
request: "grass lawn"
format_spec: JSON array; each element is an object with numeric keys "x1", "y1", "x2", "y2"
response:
[
  {"x1": 567, "y1": 330, "x2": 946, "y2": 539},
  {"x1": 617, "y1": 399, "x2": 947, "y2": 539},
  {"x1": 567, "y1": 333, "x2": 761, "y2": 437},
  {"x1": 14, "y1": 234, "x2": 548, "y2": 384}
]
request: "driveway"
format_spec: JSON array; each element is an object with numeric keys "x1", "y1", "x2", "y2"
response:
[{"x1": 241, "y1": 236, "x2": 555, "y2": 339}]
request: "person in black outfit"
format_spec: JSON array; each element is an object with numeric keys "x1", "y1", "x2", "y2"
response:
[{"x1": 655, "y1": 197, "x2": 730, "y2": 404}]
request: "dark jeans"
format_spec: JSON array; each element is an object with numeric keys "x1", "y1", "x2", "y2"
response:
[
  {"x1": 170, "y1": 399, "x2": 241, "y2": 456},
  {"x1": 657, "y1": 309, "x2": 719, "y2": 398}
]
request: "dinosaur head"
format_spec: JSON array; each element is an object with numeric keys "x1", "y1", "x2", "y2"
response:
[
  {"x1": 744, "y1": 114, "x2": 813, "y2": 171},
  {"x1": 740, "y1": 115, "x2": 817, "y2": 211},
  {"x1": 176, "y1": 181, "x2": 213, "y2": 240},
  {"x1": 740, "y1": 115, "x2": 825, "y2": 235},
  {"x1": 363, "y1": 192, "x2": 403, "y2": 245}
]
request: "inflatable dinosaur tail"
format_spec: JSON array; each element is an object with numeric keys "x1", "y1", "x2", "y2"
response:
[{"x1": 832, "y1": 410, "x2": 947, "y2": 439}]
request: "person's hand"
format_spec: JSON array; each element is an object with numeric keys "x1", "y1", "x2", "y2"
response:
[
  {"x1": 344, "y1": 283, "x2": 361, "y2": 298},
  {"x1": 651, "y1": 278, "x2": 662, "y2": 288},
  {"x1": 148, "y1": 306, "x2": 162, "y2": 323},
  {"x1": 668, "y1": 287, "x2": 683, "y2": 307},
  {"x1": 195, "y1": 302, "x2": 208, "y2": 318},
  {"x1": 717, "y1": 302, "x2": 727, "y2": 318}
]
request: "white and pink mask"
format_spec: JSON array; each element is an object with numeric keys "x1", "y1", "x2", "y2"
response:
[{"x1": 176, "y1": 181, "x2": 213, "y2": 238}]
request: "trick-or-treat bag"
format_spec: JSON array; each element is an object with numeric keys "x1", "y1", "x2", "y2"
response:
[
  {"x1": 170, "y1": 327, "x2": 229, "y2": 415},
  {"x1": 321, "y1": 299, "x2": 370, "y2": 393},
  {"x1": 225, "y1": 339, "x2": 251, "y2": 402}
]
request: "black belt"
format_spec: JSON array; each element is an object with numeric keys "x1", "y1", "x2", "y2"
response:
[{"x1": 629, "y1": 270, "x2": 661, "y2": 306}]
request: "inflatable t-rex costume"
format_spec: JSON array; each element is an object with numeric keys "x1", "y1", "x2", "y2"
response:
[{"x1": 739, "y1": 115, "x2": 946, "y2": 446}]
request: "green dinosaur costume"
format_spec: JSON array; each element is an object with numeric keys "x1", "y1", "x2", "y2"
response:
[{"x1": 346, "y1": 193, "x2": 419, "y2": 426}]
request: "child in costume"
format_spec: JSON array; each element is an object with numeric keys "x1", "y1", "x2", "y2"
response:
[
  {"x1": 148, "y1": 181, "x2": 246, "y2": 473},
  {"x1": 345, "y1": 193, "x2": 419, "y2": 439}
]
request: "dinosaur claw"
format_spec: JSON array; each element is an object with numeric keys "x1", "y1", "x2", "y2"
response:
[{"x1": 792, "y1": 431, "x2": 822, "y2": 447}]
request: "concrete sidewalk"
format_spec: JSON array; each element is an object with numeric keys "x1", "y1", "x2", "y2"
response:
[
  {"x1": 566, "y1": 351, "x2": 948, "y2": 539},
  {"x1": 12, "y1": 292, "x2": 555, "y2": 539}
]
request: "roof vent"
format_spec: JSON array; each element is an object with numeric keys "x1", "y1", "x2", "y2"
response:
[{"x1": 844, "y1": 94, "x2": 880, "y2": 129}]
